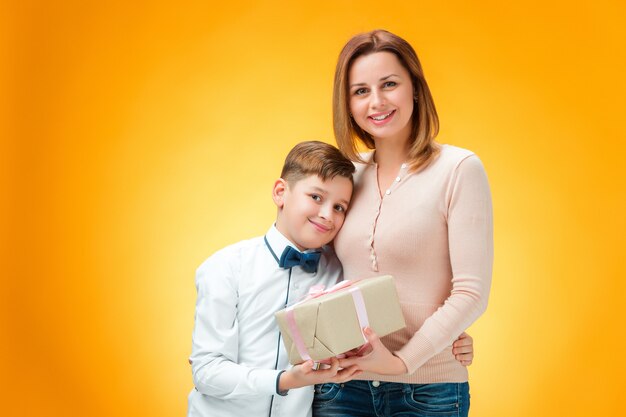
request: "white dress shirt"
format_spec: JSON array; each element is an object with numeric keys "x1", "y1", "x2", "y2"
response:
[{"x1": 187, "y1": 225, "x2": 342, "y2": 417}]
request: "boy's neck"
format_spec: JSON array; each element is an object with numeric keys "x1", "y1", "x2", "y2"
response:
[{"x1": 273, "y1": 222, "x2": 316, "y2": 252}]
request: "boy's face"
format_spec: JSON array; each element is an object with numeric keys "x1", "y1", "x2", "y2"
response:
[{"x1": 273, "y1": 174, "x2": 353, "y2": 251}]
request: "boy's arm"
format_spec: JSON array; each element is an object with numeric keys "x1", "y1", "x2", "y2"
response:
[
  {"x1": 278, "y1": 357, "x2": 361, "y2": 392},
  {"x1": 189, "y1": 250, "x2": 281, "y2": 399}
]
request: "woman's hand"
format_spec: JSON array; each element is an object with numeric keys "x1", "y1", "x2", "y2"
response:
[
  {"x1": 452, "y1": 332, "x2": 474, "y2": 366},
  {"x1": 337, "y1": 327, "x2": 407, "y2": 375}
]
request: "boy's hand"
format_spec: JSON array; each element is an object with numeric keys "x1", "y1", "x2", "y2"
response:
[
  {"x1": 278, "y1": 357, "x2": 361, "y2": 392},
  {"x1": 452, "y1": 332, "x2": 474, "y2": 366}
]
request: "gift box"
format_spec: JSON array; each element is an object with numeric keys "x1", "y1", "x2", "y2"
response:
[{"x1": 275, "y1": 275, "x2": 406, "y2": 365}]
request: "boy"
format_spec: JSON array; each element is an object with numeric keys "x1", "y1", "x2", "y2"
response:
[{"x1": 187, "y1": 141, "x2": 359, "y2": 417}]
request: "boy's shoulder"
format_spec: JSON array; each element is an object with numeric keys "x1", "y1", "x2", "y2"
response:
[{"x1": 196, "y1": 235, "x2": 264, "y2": 275}]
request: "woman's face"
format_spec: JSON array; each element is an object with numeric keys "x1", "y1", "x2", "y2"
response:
[{"x1": 348, "y1": 51, "x2": 415, "y2": 146}]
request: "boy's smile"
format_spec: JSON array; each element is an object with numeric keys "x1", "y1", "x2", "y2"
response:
[{"x1": 274, "y1": 174, "x2": 353, "y2": 251}]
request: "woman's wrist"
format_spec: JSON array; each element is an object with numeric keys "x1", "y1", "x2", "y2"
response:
[{"x1": 391, "y1": 353, "x2": 408, "y2": 375}]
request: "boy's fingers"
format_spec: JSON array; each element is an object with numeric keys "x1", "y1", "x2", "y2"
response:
[
  {"x1": 452, "y1": 345, "x2": 473, "y2": 355},
  {"x1": 314, "y1": 358, "x2": 340, "y2": 378},
  {"x1": 454, "y1": 351, "x2": 473, "y2": 362},
  {"x1": 453, "y1": 337, "x2": 472, "y2": 348},
  {"x1": 300, "y1": 360, "x2": 314, "y2": 373}
]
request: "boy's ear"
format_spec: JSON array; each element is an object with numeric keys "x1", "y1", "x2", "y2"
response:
[{"x1": 272, "y1": 178, "x2": 288, "y2": 208}]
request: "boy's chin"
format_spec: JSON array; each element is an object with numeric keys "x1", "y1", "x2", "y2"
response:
[{"x1": 298, "y1": 237, "x2": 335, "y2": 251}]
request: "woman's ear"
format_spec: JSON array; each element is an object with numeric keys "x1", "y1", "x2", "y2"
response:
[{"x1": 272, "y1": 178, "x2": 288, "y2": 209}]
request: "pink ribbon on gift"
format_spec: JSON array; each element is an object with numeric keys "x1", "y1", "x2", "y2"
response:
[{"x1": 284, "y1": 280, "x2": 370, "y2": 363}]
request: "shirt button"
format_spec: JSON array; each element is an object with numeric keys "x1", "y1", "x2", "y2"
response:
[
  {"x1": 395, "y1": 176, "x2": 401, "y2": 182},
  {"x1": 372, "y1": 381, "x2": 380, "y2": 387},
  {"x1": 385, "y1": 189, "x2": 391, "y2": 195},
  {"x1": 401, "y1": 163, "x2": 407, "y2": 169}
]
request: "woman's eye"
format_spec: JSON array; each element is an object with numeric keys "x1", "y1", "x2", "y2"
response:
[
  {"x1": 383, "y1": 81, "x2": 397, "y2": 88},
  {"x1": 354, "y1": 88, "x2": 367, "y2": 96},
  {"x1": 334, "y1": 205, "x2": 346, "y2": 213}
]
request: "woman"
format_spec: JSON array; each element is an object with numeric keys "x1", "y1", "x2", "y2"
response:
[{"x1": 313, "y1": 30, "x2": 493, "y2": 416}]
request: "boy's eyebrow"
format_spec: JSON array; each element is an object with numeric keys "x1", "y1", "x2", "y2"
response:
[
  {"x1": 350, "y1": 74, "x2": 400, "y2": 88},
  {"x1": 310, "y1": 186, "x2": 328, "y2": 194},
  {"x1": 311, "y1": 186, "x2": 350, "y2": 206}
]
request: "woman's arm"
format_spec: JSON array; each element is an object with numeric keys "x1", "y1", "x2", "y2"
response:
[{"x1": 340, "y1": 155, "x2": 492, "y2": 374}]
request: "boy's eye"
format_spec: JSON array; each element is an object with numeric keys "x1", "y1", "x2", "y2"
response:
[
  {"x1": 354, "y1": 88, "x2": 368, "y2": 96},
  {"x1": 310, "y1": 194, "x2": 321, "y2": 202},
  {"x1": 383, "y1": 81, "x2": 397, "y2": 88}
]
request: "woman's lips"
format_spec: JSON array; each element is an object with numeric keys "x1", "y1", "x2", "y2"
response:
[{"x1": 368, "y1": 109, "x2": 396, "y2": 126}]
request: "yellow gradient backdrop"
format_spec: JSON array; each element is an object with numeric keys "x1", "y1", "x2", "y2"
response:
[{"x1": 3, "y1": 1, "x2": 625, "y2": 416}]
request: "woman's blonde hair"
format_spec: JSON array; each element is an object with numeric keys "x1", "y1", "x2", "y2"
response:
[{"x1": 333, "y1": 29, "x2": 440, "y2": 171}]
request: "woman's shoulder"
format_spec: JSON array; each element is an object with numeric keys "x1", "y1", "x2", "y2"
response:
[
  {"x1": 438, "y1": 144, "x2": 476, "y2": 161},
  {"x1": 356, "y1": 151, "x2": 375, "y2": 164},
  {"x1": 353, "y1": 151, "x2": 375, "y2": 171},
  {"x1": 431, "y1": 144, "x2": 482, "y2": 172}
]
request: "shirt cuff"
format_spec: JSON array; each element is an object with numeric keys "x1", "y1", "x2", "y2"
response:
[{"x1": 276, "y1": 370, "x2": 289, "y2": 396}]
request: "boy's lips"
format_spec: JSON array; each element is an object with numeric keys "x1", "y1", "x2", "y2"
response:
[
  {"x1": 309, "y1": 219, "x2": 332, "y2": 233},
  {"x1": 368, "y1": 109, "x2": 395, "y2": 126}
]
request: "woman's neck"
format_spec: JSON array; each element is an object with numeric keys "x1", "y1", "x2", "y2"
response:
[{"x1": 373, "y1": 139, "x2": 410, "y2": 170}]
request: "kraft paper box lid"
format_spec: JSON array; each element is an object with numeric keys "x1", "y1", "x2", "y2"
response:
[{"x1": 275, "y1": 275, "x2": 406, "y2": 365}]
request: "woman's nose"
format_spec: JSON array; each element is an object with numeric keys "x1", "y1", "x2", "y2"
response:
[{"x1": 370, "y1": 89, "x2": 386, "y2": 108}]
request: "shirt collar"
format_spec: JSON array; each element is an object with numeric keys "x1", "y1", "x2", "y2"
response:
[
  {"x1": 265, "y1": 224, "x2": 322, "y2": 265},
  {"x1": 265, "y1": 224, "x2": 293, "y2": 263}
]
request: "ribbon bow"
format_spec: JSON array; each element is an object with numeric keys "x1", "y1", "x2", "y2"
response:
[{"x1": 279, "y1": 246, "x2": 321, "y2": 273}]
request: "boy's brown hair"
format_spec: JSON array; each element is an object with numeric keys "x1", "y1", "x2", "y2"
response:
[{"x1": 280, "y1": 141, "x2": 355, "y2": 185}]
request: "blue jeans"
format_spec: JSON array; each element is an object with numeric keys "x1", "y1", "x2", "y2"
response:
[{"x1": 313, "y1": 380, "x2": 470, "y2": 417}]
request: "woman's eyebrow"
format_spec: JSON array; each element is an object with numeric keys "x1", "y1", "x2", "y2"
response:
[{"x1": 350, "y1": 74, "x2": 400, "y2": 88}]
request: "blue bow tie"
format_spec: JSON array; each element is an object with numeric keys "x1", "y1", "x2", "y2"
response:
[{"x1": 278, "y1": 246, "x2": 321, "y2": 273}]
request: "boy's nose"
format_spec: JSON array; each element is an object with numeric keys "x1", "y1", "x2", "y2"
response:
[{"x1": 318, "y1": 205, "x2": 331, "y2": 219}]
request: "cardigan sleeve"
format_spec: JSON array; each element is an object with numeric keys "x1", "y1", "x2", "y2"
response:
[{"x1": 395, "y1": 154, "x2": 494, "y2": 373}]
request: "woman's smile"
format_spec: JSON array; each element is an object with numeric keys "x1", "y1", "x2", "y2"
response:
[{"x1": 369, "y1": 109, "x2": 396, "y2": 125}]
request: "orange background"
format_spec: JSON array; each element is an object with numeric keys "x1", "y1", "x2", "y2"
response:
[{"x1": 3, "y1": 1, "x2": 625, "y2": 416}]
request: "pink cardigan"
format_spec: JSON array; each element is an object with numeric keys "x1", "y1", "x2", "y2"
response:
[{"x1": 334, "y1": 144, "x2": 493, "y2": 383}]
